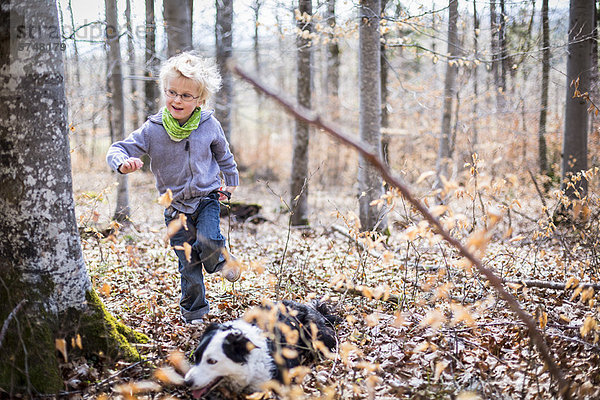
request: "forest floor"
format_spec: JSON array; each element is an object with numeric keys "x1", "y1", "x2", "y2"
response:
[{"x1": 64, "y1": 165, "x2": 600, "y2": 399}]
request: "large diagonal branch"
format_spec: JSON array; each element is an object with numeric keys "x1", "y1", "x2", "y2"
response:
[{"x1": 231, "y1": 64, "x2": 570, "y2": 398}]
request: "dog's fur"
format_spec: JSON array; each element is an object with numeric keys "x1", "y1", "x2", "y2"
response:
[{"x1": 184, "y1": 300, "x2": 337, "y2": 398}]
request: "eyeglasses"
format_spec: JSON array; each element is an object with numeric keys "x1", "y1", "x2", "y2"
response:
[{"x1": 164, "y1": 89, "x2": 199, "y2": 102}]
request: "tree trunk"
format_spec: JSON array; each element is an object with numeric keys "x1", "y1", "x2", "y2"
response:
[
  {"x1": 106, "y1": 0, "x2": 130, "y2": 222},
  {"x1": 253, "y1": 0, "x2": 262, "y2": 75},
  {"x1": 144, "y1": 0, "x2": 159, "y2": 118},
  {"x1": 562, "y1": 0, "x2": 594, "y2": 199},
  {"x1": 0, "y1": 1, "x2": 146, "y2": 394},
  {"x1": 164, "y1": 0, "x2": 193, "y2": 57},
  {"x1": 435, "y1": 0, "x2": 459, "y2": 189},
  {"x1": 66, "y1": 0, "x2": 80, "y2": 87},
  {"x1": 125, "y1": 0, "x2": 139, "y2": 130},
  {"x1": 290, "y1": 0, "x2": 313, "y2": 227},
  {"x1": 215, "y1": 0, "x2": 234, "y2": 144},
  {"x1": 381, "y1": 0, "x2": 390, "y2": 168},
  {"x1": 490, "y1": 1, "x2": 500, "y2": 108},
  {"x1": 326, "y1": 0, "x2": 340, "y2": 102},
  {"x1": 358, "y1": 0, "x2": 386, "y2": 232},
  {"x1": 498, "y1": 0, "x2": 507, "y2": 109},
  {"x1": 471, "y1": 0, "x2": 479, "y2": 151},
  {"x1": 538, "y1": 0, "x2": 550, "y2": 175}
]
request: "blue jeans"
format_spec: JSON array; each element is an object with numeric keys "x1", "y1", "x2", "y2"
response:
[{"x1": 164, "y1": 193, "x2": 226, "y2": 322}]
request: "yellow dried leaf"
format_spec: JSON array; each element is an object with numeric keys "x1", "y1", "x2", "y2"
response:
[
  {"x1": 361, "y1": 286, "x2": 373, "y2": 299},
  {"x1": 158, "y1": 189, "x2": 173, "y2": 207},
  {"x1": 99, "y1": 283, "x2": 111, "y2": 297},
  {"x1": 178, "y1": 213, "x2": 188, "y2": 230},
  {"x1": 539, "y1": 312, "x2": 548, "y2": 329},
  {"x1": 165, "y1": 218, "x2": 183, "y2": 240},
  {"x1": 509, "y1": 235, "x2": 525, "y2": 242},
  {"x1": 581, "y1": 315, "x2": 598, "y2": 337},
  {"x1": 114, "y1": 381, "x2": 162, "y2": 394},
  {"x1": 416, "y1": 170, "x2": 436, "y2": 184},
  {"x1": 570, "y1": 285, "x2": 583, "y2": 301},
  {"x1": 168, "y1": 350, "x2": 191, "y2": 374},
  {"x1": 183, "y1": 242, "x2": 192, "y2": 262},
  {"x1": 154, "y1": 366, "x2": 185, "y2": 386},
  {"x1": 457, "y1": 391, "x2": 482, "y2": 400},
  {"x1": 451, "y1": 303, "x2": 475, "y2": 326},
  {"x1": 420, "y1": 309, "x2": 445, "y2": 330},
  {"x1": 281, "y1": 347, "x2": 298, "y2": 359},
  {"x1": 55, "y1": 338, "x2": 68, "y2": 362},
  {"x1": 434, "y1": 359, "x2": 450, "y2": 381},
  {"x1": 430, "y1": 205, "x2": 448, "y2": 217},
  {"x1": 581, "y1": 287, "x2": 595, "y2": 304},
  {"x1": 467, "y1": 230, "x2": 489, "y2": 252},
  {"x1": 566, "y1": 276, "x2": 579, "y2": 290}
]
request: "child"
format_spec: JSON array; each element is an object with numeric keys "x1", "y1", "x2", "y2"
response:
[{"x1": 106, "y1": 52, "x2": 240, "y2": 324}]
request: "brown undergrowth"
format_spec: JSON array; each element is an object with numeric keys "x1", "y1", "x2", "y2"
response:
[{"x1": 61, "y1": 163, "x2": 600, "y2": 399}]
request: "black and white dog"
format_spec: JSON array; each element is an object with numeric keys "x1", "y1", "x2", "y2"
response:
[{"x1": 184, "y1": 300, "x2": 338, "y2": 398}]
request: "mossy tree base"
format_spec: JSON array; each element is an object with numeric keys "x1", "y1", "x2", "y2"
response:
[{"x1": 0, "y1": 289, "x2": 148, "y2": 396}]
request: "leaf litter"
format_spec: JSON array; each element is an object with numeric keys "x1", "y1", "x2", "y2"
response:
[{"x1": 68, "y1": 167, "x2": 600, "y2": 399}]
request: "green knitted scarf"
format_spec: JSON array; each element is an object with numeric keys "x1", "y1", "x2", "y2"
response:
[{"x1": 162, "y1": 106, "x2": 202, "y2": 141}]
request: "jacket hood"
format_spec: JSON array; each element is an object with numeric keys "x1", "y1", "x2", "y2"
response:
[{"x1": 148, "y1": 108, "x2": 215, "y2": 125}]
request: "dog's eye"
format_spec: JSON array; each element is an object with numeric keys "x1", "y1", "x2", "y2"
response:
[{"x1": 207, "y1": 358, "x2": 217, "y2": 365}]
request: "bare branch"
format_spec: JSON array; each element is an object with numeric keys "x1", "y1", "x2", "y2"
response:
[{"x1": 230, "y1": 64, "x2": 571, "y2": 398}]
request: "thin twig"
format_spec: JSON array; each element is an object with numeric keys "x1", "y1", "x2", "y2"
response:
[
  {"x1": 0, "y1": 299, "x2": 26, "y2": 351},
  {"x1": 231, "y1": 64, "x2": 571, "y2": 398}
]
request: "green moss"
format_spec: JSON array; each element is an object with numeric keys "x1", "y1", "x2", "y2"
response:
[
  {"x1": 79, "y1": 290, "x2": 148, "y2": 361},
  {"x1": 0, "y1": 266, "x2": 63, "y2": 394}
]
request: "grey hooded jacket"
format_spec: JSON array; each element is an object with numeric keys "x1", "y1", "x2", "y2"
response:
[{"x1": 106, "y1": 109, "x2": 239, "y2": 214}]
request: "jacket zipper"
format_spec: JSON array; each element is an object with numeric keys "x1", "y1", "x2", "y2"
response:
[{"x1": 185, "y1": 139, "x2": 193, "y2": 198}]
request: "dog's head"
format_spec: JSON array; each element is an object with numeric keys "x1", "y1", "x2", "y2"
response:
[{"x1": 184, "y1": 322, "x2": 258, "y2": 398}]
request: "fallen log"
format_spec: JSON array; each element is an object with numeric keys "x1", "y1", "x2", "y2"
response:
[{"x1": 503, "y1": 279, "x2": 600, "y2": 291}]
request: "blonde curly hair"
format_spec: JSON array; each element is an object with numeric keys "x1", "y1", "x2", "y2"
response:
[{"x1": 159, "y1": 52, "x2": 222, "y2": 106}]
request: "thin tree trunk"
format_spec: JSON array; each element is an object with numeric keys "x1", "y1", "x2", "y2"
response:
[
  {"x1": 125, "y1": 0, "x2": 139, "y2": 130},
  {"x1": 106, "y1": 0, "x2": 130, "y2": 222},
  {"x1": 290, "y1": 0, "x2": 313, "y2": 226},
  {"x1": 435, "y1": 0, "x2": 459, "y2": 189},
  {"x1": 164, "y1": 0, "x2": 193, "y2": 57},
  {"x1": 144, "y1": 0, "x2": 158, "y2": 117},
  {"x1": 471, "y1": 0, "x2": 479, "y2": 150},
  {"x1": 538, "y1": 0, "x2": 550, "y2": 175},
  {"x1": 215, "y1": 0, "x2": 234, "y2": 144},
  {"x1": 498, "y1": 0, "x2": 508, "y2": 108},
  {"x1": 490, "y1": 1, "x2": 500, "y2": 109},
  {"x1": 358, "y1": 0, "x2": 386, "y2": 232},
  {"x1": 67, "y1": 0, "x2": 80, "y2": 86},
  {"x1": 562, "y1": 0, "x2": 594, "y2": 199},
  {"x1": 381, "y1": 0, "x2": 390, "y2": 168}
]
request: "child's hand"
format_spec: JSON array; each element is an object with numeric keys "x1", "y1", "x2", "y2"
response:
[
  {"x1": 218, "y1": 186, "x2": 236, "y2": 201},
  {"x1": 118, "y1": 157, "x2": 144, "y2": 174}
]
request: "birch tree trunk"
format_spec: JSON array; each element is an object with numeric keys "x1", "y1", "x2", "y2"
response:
[
  {"x1": 106, "y1": 0, "x2": 130, "y2": 222},
  {"x1": 0, "y1": 0, "x2": 145, "y2": 393},
  {"x1": 562, "y1": 0, "x2": 594, "y2": 199},
  {"x1": 538, "y1": 0, "x2": 550, "y2": 175},
  {"x1": 290, "y1": 0, "x2": 312, "y2": 226},
  {"x1": 164, "y1": 0, "x2": 193, "y2": 57},
  {"x1": 435, "y1": 0, "x2": 459, "y2": 189},
  {"x1": 358, "y1": 0, "x2": 386, "y2": 232},
  {"x1": 215, "y1": 0, "x2": 234, "y2": 144}
]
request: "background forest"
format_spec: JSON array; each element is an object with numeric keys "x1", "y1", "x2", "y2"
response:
[{"x1": 2, "y1": 0, "x2": 600, "y2": 398}]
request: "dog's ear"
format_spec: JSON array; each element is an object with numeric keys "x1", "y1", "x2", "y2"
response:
[{"x1": 222, "y1": 331, "x2": 256, "y2": 363}]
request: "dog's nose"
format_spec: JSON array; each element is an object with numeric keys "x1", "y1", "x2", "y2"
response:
[{"x1": 184, "y1": 377, "x2": 194, "y2": 387}]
